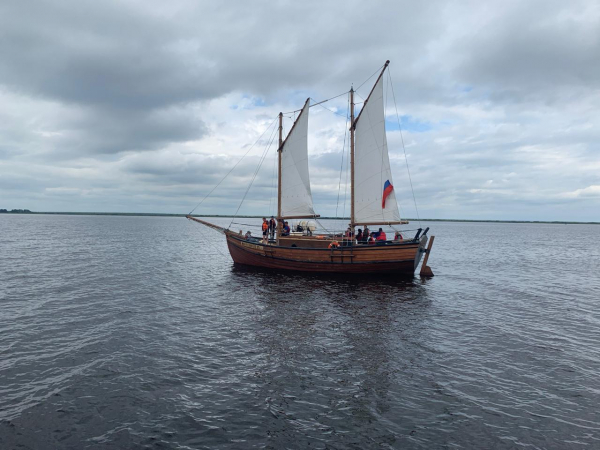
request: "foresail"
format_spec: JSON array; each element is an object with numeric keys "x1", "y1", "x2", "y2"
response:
[
  {"x1": 353, "y1": 75, "x2": 401, "y2": 224},
  {"x1": 280, "y1": 100, "x2": 316, "y2": 217}
]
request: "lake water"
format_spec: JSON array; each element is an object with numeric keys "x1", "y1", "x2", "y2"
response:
[{"x1": 1, "y1": 214, "x2": 599, "y2": 449}]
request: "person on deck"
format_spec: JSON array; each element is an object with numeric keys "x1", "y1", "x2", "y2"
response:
[
  {"x1": 363, "y1": 227, "x2": 370, "y2": 242},
  {"x1": 356, "y1": 229, "x2": 363, "y2": 243},
  {"x1": 394, "y1": 231, "x2": 403, "y2": 241},
  {"x1": 269, "y1": 216, "x2": 276, "y2": 239},
  {"x1": 282, "y1": 221, "x2": 290, "y2": 236},
  {"x1": 245, "y1": 231, "x2": 252, "y2": 240},
  {"x1": 262, "y1": 218, "x2": 269, "y2": 243},
  {"x1": 376, "y1": 228, "x2": 387, "y2": 242},
  {"x1": 343, "y1": 227, "x2": 354, "y2": 246},
  {"x1": 368, "y1": 235, "x2": 376, "y2": 245}
]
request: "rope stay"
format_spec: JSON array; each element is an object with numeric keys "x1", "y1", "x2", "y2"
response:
[
  {"x1": 268, "y1": 140, "x2": 277, "y2": 217},
  {"x1": 387, "y1": 67, "x2": 422, "y2": 227},
  {"x1": 335, "y1": 94, "x2": 350, "y2": 222},
  {"x1": 310, "y1": 97, "x2": 348, "y2": 119},
  {"x1": 228, "y1": 120, "x2": 279, "y2": 228},
  {"x1": 281, "y1": 90, "x2": 349, "y2": 115},
  {"x1": 355, "y1": 63, "x2": 386, "y2": 92},
  {"x1": 186, "y1": 218, "x2": 228, "y2": 257},
  {"x1": 189, "y1": 117, "x2": 278, "y2": 215}
]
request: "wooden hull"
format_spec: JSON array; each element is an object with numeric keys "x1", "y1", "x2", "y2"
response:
[{"x1": 225, "y1": 232, "x2": 428, "y2": 275}]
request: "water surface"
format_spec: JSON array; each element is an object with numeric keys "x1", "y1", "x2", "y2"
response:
[{"x1": 1, "y1": 215, "x2": 599, "y2": 449}]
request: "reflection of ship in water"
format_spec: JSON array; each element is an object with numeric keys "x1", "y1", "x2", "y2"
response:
[{"x1": 241, "y1": 271, "x2": 434, "y2": 445}]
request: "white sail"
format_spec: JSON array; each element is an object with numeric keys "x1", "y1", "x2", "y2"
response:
[
  {"x1": 353, "y1": 75, "x2": 402, "y2": 224},
  {"x1": 280, "y1": 100, "x2": 316, "y2": 217}
]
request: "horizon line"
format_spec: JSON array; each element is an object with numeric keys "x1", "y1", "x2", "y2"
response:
[{"x1": 1, "y1": 210, "x2": 598, "y2": 225}]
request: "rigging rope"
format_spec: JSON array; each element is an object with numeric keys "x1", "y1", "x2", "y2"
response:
[
  {"x1": 310, "y1": 98, "x2": 348, "y2": 119},
  {"x1": 231, "y1": 221, "x2": 263, "y2": 228},
  {"x1": 342, "y1": 124, "x2": 351, "y2": 222},
  {"x1": 188, "y1": 117, "x2": 278, "y2": 215},
  {"x1": 229, "y1": 120, "x2": 279, "y2": 228},
  {"x1": 355, "y1": 63, "x2": 386, "y2": 93},
  {"x1": 268, "y1": 142, "x2": 277, "y2": 217},
  {"x1": 281, "y1": 90, "x2": 349, "y2": 115},
  {"x1": 388, "y1": 68, "x2": 422, "y2": 227},
  {"x1": 335, "y1": 94, "x2": 350, "y2": 221},
  {"x1": 187, "y1": 219, "x2": 228, "y2": 257}
]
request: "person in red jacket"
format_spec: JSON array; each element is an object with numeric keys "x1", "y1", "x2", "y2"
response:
[
  {"x1": 376, "y1": 228, "x2": 387, "y2": 242},
  {"x1": 262, "y1": 218, "x2": 269, "y2": 243}
]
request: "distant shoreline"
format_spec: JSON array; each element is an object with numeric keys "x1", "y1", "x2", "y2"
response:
[{"x1": 1, "y1": 210, "x2": 598, "y2": 225}]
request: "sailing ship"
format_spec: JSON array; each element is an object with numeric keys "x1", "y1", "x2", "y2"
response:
[{"x1": 187, "y1": 61, "x2": 435, "y2": 276}]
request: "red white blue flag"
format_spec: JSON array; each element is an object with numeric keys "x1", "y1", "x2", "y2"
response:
[{"x1": 382, "y1": 180, "x2": 394, "y2": 208}]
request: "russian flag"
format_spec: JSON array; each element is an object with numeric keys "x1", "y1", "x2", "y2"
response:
[{"x1": 382, "y1": 180, "x2": 394, "y2": 208}]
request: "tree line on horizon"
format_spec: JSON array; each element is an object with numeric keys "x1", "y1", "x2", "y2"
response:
[{"x1": 0, "y1": 209, "x2": 31, "y2": 213}]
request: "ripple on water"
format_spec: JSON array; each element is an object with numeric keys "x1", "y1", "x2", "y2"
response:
[{"x1": 0, "y1": 216, "x2": 599, "y2": 449}]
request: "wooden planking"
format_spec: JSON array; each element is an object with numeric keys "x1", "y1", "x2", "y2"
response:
[
  {"x1": 225, "y1": 234, "x2": 421, "y2": 273},
  {"x1": 230, "y1": 236, "x2": 419, "y2": 262},
  {"x1": 227, "y1": 238, "x2": 415, "y2": 274}
]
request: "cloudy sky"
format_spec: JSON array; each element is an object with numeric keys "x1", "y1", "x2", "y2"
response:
[{"x1": 1, "y1": 0, "x2": 599, "y2": 221}]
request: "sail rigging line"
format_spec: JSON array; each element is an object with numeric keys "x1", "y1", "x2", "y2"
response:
[
  {"x1": 315, "y1": 218, "x2": 335, "y2": 235},
  {"x1": 279, "y1": 63, "x2": 385, "y2": 117},
  {"x1": 387, "y1": 67, "x2": 422, "y2": 226},
  {"x1": 231, "y1": 121, "x2": 279, "y2": 224},
  {"x1": 280, "y1": 90, "x2": 349, "y2": 115},
  {"x1": 310, "y1": 98, "x2": 348, "y2": 119},
  {"x1": 229, "y1": 120, "x2": 279, "y2": 229},
  {"x1": 355, "y1": 63, "x2": 386, "y2": 93},
  {"x1": 230, "y1": 221, "x2": 264, "y2": 228},
  {"x1": 342, "y1": 119, "x2": 351, "y2": 225},
  {"x1": 204, "y1": 229, "x2": 228, "y2": 258},
  {"x1": 335, "y1": 94, "x2": 351, "y2": 220},
  {"x1": 269, "y1": 119, "x2": 288, "y2": 217},
  {"x1": 188, "y1": 117, "x2": 278, "y2": 215},
  {"x1": 268, "y1": 143, "x2": 277, "y2": 217},
  {"x1": 186, "y1": 219, "x2": 228, "y2": 257}
]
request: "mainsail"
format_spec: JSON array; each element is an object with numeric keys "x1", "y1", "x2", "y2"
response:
[
  {"x1": 280, "y1": 99, "x2": 316, "y2": 218},
  {"x1": 353, "y1": 74, "x2": 402, "y2": 224}
]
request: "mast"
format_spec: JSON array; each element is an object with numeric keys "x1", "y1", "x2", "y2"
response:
[
  {"x1": 350, "y1": 87, "x2": 355, "y2": 230},
  {"x1": 277, "y1": 112, "x2": 283, "y2": 240}
]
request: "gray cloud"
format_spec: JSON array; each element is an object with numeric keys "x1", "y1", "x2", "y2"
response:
[{"x1": 0, "y1": 0, "x2": 598, "y2": 221}]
